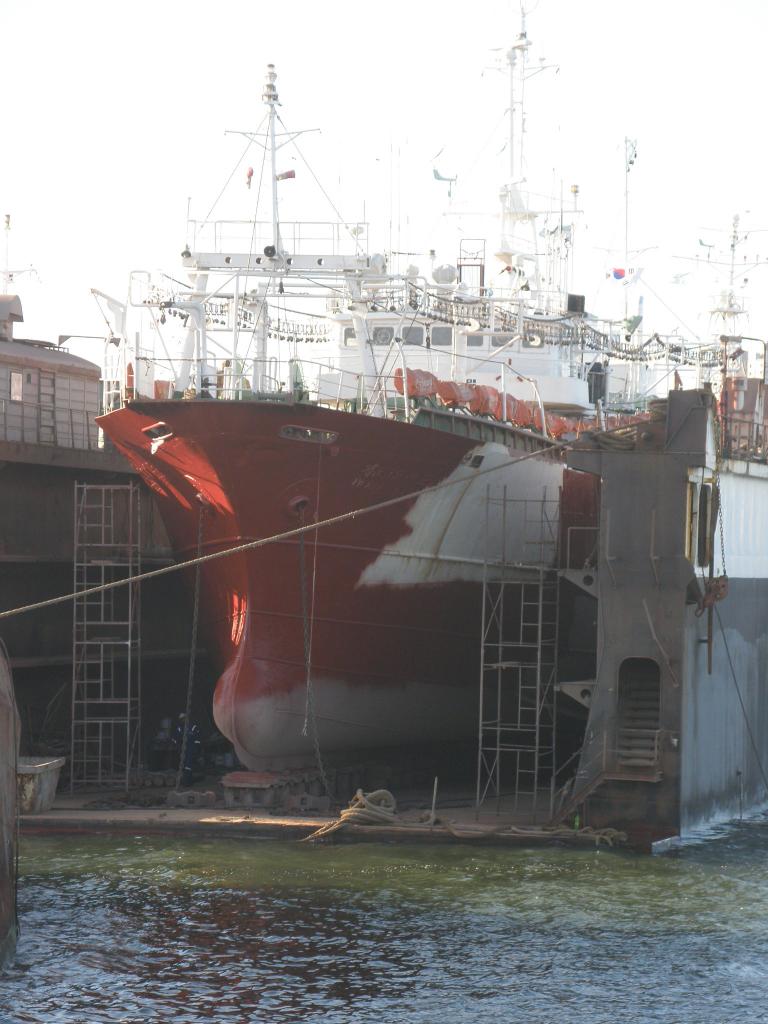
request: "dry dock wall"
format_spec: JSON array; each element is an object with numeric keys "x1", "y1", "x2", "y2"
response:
[
  {"x1": 565, "y1": 390, "x2": 768, "y2": 839},
  {"x1": 0, "y1": 453, "x2": 213, "y2": 755},
  {"x1": 680, "y1": 582, "x2": 768, "y2": 830}
]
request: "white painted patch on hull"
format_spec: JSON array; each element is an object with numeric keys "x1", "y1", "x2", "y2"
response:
[{"x1": 358, "y1": 442, "x2": 563, "y2": 587}]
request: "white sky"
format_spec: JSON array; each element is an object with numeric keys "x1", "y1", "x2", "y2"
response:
[{"x1": 1, "y1": 0, "x2": 767, "y2": 363}]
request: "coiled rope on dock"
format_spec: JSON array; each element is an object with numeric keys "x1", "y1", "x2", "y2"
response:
[
  {"x1": 302, "y1": 789, "x2": 397, "y2": 842},
  {"x1": 302, "y1": 789, "x2": 626, "y2": 847}
]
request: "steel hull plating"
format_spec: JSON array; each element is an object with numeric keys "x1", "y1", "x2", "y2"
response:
[{"x1": 98, "y1": 401, "x2": 562, "y2": 766}]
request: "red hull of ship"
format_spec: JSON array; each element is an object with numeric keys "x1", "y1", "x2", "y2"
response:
[{"x1": 98, "y1": 400, "x2": 562, "y2": 767}]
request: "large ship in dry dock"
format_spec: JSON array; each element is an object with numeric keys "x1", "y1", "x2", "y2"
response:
[
  {"x1": 93, "y1": 46, "x2": 768, "y2": 844},
  {"x1": 94, "y1": 53, "x2": 640, "y2": 772}
]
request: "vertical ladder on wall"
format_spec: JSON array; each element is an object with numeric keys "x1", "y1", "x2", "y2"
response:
[
  {"x1": 476, "y1": 486, "x2": 559, "y2": 820},
  {"x1": 70, "y1": 483, "x2": 141, "y2": 790}
]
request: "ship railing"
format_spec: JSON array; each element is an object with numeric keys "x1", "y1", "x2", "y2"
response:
[
  {"x1": 186, "y1": 219, "x2": 369, "y2": 257},
  {"x1": 147, "y1": 355, "x2": 410, "y2": 415},
  {"x1": 722, "y1": 414, "x2": 767, "y2": 461},
  {"x1": 0, "y1": 398, "x2": 105, "y2": 451}
]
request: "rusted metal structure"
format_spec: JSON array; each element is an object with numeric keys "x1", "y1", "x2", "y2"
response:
[{"x1": 555, "y1": 386, "x2": 768, "y2": 847}]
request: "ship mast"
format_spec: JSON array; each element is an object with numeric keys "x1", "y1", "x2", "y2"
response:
[
  {"x1": 506, "y1": 12, "x2": 530, "y2": 184},
  {"x1": 624, "y1": 137, "x2": 637, "y2": 321},
  {"x1": 497, "y1": 8, "x2": 552, "y2": 302},
  {"x1": 263, "y1": 65, "x2": 283, "y2": 258}
]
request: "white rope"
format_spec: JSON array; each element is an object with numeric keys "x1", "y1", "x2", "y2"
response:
[
  {"x1": 302, "y1": 788, "x2": 626, "y2": 847},
  {"x1": 303, "y1": 789, "x2": 397, "y2": 842}
]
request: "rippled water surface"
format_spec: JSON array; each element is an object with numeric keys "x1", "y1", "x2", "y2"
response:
[{"x1": 2, "y1": 820, "x2": 768, "y2": 1023}]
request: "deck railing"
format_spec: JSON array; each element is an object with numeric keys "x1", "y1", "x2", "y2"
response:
[{"x1": 722, "y1": 414, "x2": 767, "y2": 461}]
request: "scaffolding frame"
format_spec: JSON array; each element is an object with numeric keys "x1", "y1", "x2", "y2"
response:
[
  {"x1": 476, "y1": 486, "x2": 559, "y2": 819},
  {"x1": 70, "y1": 482, "x2": 142, "y2": 789}
]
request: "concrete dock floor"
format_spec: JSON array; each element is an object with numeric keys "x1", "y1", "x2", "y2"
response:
[{"x1": 20, "y1": 788, "x2": 625, "y2": 849}]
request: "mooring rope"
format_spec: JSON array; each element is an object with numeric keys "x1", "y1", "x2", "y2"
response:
[
  {"x1": 302, "y1": 789, "x2": 397, "y2": 842},
  {"x1": 302, "y1": 788, "x2": 626, "y2": 846}
]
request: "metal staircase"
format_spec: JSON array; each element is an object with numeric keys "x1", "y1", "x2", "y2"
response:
[{"x1": 616, "y1": 671, "x2": 662, "y2": 770}]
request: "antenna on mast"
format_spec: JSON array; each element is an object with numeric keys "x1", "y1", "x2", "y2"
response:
[
  {"x1": 506, "y1": 6, "x2": 531, "y2": 185},
  {"x1": 2, "y1": 215, "x2": 38, "y2": 293},
  {"x1": 496, "y1": 6, "x2": 553, "y2": 300},
  {"x1": 225, "y1": 65, "x2": 319, "y2": 265},
  {"x1": 624, "y1": 137, "x2": 637, "y2": 320},
  {"x1": 263, "y1": 64, "x2": 283, "y2": 257}
]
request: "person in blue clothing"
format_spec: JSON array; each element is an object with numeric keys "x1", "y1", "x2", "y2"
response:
[{"x1": 173, "y1": 713, "x2": 203, "y2": 787}]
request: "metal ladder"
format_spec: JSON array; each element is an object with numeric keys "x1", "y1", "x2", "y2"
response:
[
  {"x1": 476, "y1": 486, "x2": 560, "y2": 819},
  {"x1": 70, "y1": 483, "x2": 142, "y2": 789}
]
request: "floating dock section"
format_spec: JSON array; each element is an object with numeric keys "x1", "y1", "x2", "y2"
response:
[{"x1": 561, "y1": 388, "x2": 768, "y2": 843}]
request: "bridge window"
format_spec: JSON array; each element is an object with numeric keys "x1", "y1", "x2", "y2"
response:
[
  {"x1": 10, "y1": 371, "x2": 22, "y2": 402},
  {"x1": 343, "y1": 327, "x2": 356, "y2": 347},
  {"x1": 490, "y1": 333, "x2": 516, "y2": 347},
  {"x1": 402, "y1": 325, "x2": 424, "y2": 346},
  {"x1": 466, "y1": 333, "x2": 484, "y2": 347},
  {"x1": 430, "y1": 326, "x2": 452, "y2": 347},
  {"x1": 371, "y1": 326, "x2": 394, "y2": 345}
]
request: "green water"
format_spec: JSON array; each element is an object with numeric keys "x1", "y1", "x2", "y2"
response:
[{"x1": 2, "y1": 820, "x2": 768, "y2": 1022}]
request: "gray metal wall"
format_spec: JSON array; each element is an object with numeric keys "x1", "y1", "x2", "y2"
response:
[{"x1": 680, "y1": 585, "x2": 768, "y2": 830}]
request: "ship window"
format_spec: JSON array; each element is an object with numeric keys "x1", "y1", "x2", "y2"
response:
[
  {"x1": 371, "y1": 326, "x2": 394, "y2": 345},
  {"x1": 343, "y1": 327, "x2": 357, "y2": 347},
  {"x1": 466, "y1": 333, "x2": 485, "y2": 347},
  {"x1": 490, "y1": 333, "x2": 515, "y2": 347},
  {"x1": 402, "y1": 325, "x2": 424, "y2": 346},
  {"x1": 430, "y1": 326, "x2": 452, "y2": 347},
  {"x1": 280, "y1": 424, "x2": 339, "y2": 444},
  {"x1": 10, "y1": 371, "x2": 22, "y2": 402},
  {"x1": 697, "y1": 483, "x2": 712, "y2": 566}
]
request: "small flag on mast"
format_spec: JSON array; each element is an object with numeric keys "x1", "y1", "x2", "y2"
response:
[
  {"x1": 246, "y1": 167, "x2": 253, "y2": 189},
  {"x1": 276, "y1": 170, "x2": 296, "y2": 181}
]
